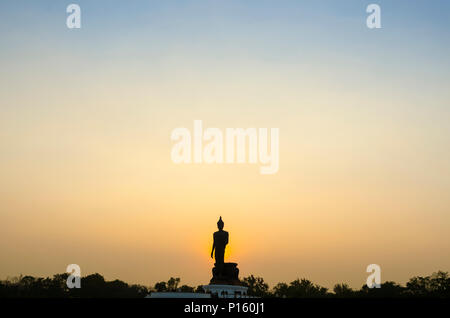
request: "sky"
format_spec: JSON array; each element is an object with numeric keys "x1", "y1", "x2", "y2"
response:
[{"x1": 0, "y1": 1, "x2": 449, "y2": 289}]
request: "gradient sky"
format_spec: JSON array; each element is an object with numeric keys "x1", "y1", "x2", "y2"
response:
[{"x1": 1, "y1": 1, "x2": 449, "y2": 289}]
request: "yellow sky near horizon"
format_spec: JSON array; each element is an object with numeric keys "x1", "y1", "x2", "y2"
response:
[{"x1": 1, "y1": 64, "x2": 449, "y2": 289}]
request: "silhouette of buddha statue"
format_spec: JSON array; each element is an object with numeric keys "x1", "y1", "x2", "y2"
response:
[
  {"x1": 209, "y1": 217, "x2": 241, "y2": 285},
  {"x1": 211, "y1": 216, "x2": 228, "y2": 265}
]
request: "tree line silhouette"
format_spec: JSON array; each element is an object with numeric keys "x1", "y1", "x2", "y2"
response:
[{"x1": 1, "y1": 271, "x2": 449, "y2": 298}]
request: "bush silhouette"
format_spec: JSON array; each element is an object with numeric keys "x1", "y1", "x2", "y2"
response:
[{"x1": 1, "y1": 271, "x2": 449, "y2": 298}]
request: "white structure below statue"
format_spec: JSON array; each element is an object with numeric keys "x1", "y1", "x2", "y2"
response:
[
  {"x1": 147, "y1": 284, "x2": 249, "y2": 298},
  {"x1": 202, "y1": 284, "x2": 248, "y2": 298}
]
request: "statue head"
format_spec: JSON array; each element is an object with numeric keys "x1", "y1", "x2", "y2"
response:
[{"x1": 217, "y1": 216, "x2": 224, "y2": 230}]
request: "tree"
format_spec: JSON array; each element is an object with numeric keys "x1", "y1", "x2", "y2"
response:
[
  {"x1": 179, "y1": 285, "x2": 195, "y2": 293},
  {"x1": 287, "y1": 279, "x2": 328, "y2": 297},
  {"x1": 154, "y1": 281, "x2": 167, "y2": 292},
  {"x1": 273, "y1": 282, "x2": 289, "y2": 298},
  {"x1": 242, "y1": 275, "x2": 271, "y2": 297},
  {"x1": 167, "y1": 277, "x2": 180, "y2": 291},
  {"x1": 272, "y1": 279, "x2": 328, "y2": 298},
  {"x1": 359, "y1": 281, "x2": 404, "y2": 297},
  {"x1": 333, "y1": 283, "x2": 355, "y2": 297},
  {"x1": 406, "y1": 271, "x2": 450, "y2": 297},
  {"x1": 154, "y1": 277, "x2": 182, "y2": 292}
]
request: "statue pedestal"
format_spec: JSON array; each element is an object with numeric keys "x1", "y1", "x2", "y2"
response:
[
  {"x1": 210, "y1": 262, "x2": 241, "y2": 285},
  {"x1": 205, "y1": 262, "x2": 249, "y2": 298}
]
